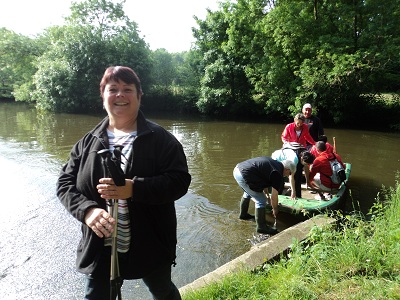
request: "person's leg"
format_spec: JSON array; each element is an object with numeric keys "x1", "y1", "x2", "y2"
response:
[
  {"x1": 84, "y1": 273, "x2": 111, "y2": 300},
  {"x1": 84, "y1": 247, "x2": 119, "y2": 300},
  {"x1": 84, "y1": 247, "x2": 128, "y2": 300},
  {"x1": 311, "y1": 174, "x2": 331, "y2": 192},
  {"x1": 294, "y1": 160, "x2": 303, "y2": 198},
  {"x1": 142, "y1": 263, "x2": 181, "y2": 300},
  {"x1": 239, "y1": 196, "x2": 254, "y2": 220},
  {"x1": 311, "y1": 174, "x2": 334, "y2": 200},
  {"x1": 233, "y1": 166, "x2": 267, "y2": 208},
  {"x1": 234, "y1": 167, "x2": 255, "y2": 219},
  {"x1": 233, "y1": 166, "x2": 276, "y2": 233},
  {"x1": 244, "y1": 190, "x2": 275, "y2": 233}
]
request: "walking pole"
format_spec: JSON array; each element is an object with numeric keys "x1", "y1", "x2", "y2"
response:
[
  {"x1": 98, "y1": 148, "x2": 125, "y2": 300},
  {"x1": 109, "y1": 197, "x2": 122, "y2": 300}
]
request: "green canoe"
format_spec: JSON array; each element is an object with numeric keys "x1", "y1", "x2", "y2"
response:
[{"x1": 277, "y1": 163, "x2": 352, "y2": 218}]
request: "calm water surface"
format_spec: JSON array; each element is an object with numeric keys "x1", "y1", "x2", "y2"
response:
[{"x1": 1, "y1": 102, "x2": 399, "y2": 299}]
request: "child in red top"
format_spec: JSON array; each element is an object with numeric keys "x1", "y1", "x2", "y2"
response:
[
  {"x1": 309, "y1": 141, "x2": 345, "y2": 191},
  {"x1": 309, "y1": 135, "x2": 334, "y2": 157}
]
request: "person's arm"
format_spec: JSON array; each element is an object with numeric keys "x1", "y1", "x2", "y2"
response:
[
  {"x1": 131, "y1": 128, "x2": 191, "y2": 205},
  {"x1": 303, "y1": 164, "x2": 311, "y2": 188},
  {"x1": 303, "y1": 125, "x2": 316, "y2": 146},
  {"x1": 308, "y1": 162, "x2": 316, "y2": 182},
  {"x1": 57, "y1": 141, "x2": 101, "y2": 223},
  {"x1": 308, "y1": 159, "x2": 321, "y2": 189},
  {"x1": 57, "y1": 139, "x2": 116, "y2": 238},
  {"x1": 289, "y1": 173, "x2": 296, "y2": 199},
  {"x1": 271, "y1": 187, "x2": 279, "y2": 217},
  {"x1": 263, "y1": 187, "x2": 270, "y2": 200},
  {"x1": 281, "y1": 124, "x2": 291, "y2": 143}
]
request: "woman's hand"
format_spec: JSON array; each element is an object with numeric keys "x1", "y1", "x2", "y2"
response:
[
  {"x1": 84, "y1": 208, "x2": 115, "y2": 238},
  {"x1": 97, "y1": 178, "x2": 133, "y2": 200}
]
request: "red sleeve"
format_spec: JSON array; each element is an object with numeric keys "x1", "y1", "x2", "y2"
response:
[
  {"x1": 302, "y1": 124, "x2": 315, "y2": 145},
  {"x1": 309, "y1": 157, "x2": 321, "y2": 180},
  {"x1": 310, "y1": 146, "x2": 318, "y2": 157},
  {"x1": 281, "y1": 124, "x2": 291, "y2": 143},
  {"x1": 326, "y1": 143, "x2": 334, "y2": 153}
]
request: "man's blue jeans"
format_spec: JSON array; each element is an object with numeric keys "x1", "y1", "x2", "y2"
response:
[{"x1": 233, "y1": 166, "x2": 269, "y2": 209}]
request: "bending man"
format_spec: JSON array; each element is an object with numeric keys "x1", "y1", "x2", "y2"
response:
[{"x1": 233, "y1": 157, "x2": 295, "y2": 235}]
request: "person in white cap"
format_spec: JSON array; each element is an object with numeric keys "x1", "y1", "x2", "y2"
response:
[{"x1": 302, "y1": 103, "x2": 324, "y2": 148}]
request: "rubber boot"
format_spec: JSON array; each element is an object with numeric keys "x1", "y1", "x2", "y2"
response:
[
  {"x1": 239, "y1": 197, "x2": 254, "y2": 220},
  {"x1": 255, "y1": 207, "x2": 278, "y2": 235}
]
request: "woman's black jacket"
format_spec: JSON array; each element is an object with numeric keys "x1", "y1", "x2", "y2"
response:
[{"x1": 56, "y1": 111, "x2": 191, "y2": 279}]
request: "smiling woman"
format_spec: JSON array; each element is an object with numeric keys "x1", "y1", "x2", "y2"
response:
[
  {"x1": 57, "y1": 65, "x2": 191, "y2": 299},
  {"x1": 100, "y1": 66, "x2": 143, "y2": 132}
]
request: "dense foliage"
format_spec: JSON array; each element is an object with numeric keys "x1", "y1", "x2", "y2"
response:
[
  {"x1": 0, "y1": 28, "x2": 44, "y2": 100},
  {"x1": 193, "y1": 0, "x2": 400, "y2": 125},
  {"x1": 1, "y1": 0, "x2": 399, "y2": 128},
  {"x1": 32, "y1": 0, "x2": 151, "y2": 113}
]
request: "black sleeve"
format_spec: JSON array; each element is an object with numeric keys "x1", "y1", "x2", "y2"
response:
[{"x1": 270, "y1": 170, "x2": 283, "y2": 191}]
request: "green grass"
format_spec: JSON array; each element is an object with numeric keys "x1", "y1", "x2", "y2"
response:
[{"x1": 183, "y1": 177, "x2": 400, "y2": 300}]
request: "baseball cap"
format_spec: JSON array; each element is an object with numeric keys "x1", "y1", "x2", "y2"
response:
[{"x1": 303, "y1": 103, "x2": 312, "y2": 109}]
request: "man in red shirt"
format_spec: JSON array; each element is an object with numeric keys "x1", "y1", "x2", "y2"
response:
[{"x1": 309, "y1": 141, "x2": 345, "y2": 191}]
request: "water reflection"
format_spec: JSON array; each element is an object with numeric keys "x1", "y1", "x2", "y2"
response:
[{"x1": 1, "y1": 102, "x2": 400, "y2": 299}]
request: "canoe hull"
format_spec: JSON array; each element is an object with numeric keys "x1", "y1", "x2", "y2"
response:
[{"x1": 276, "y1": 163, "x2": 352, "y2": 219}]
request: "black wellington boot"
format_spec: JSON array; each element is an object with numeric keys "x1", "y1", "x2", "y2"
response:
[
  {"x1": 239, "y1": 197, "x2": 255, "y2": 220},
  {"x1": 255, "y1": 207, "x2": 278, "y2": 235}
]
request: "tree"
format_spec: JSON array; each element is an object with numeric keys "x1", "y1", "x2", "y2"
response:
[
  {"x1": 0, "y1": 28, "x2": 43, "y2": 100},
  {"x1": 149, "y1": 49, "x2": 177, "y2": 91},
  {"x1": 32, "y1": 0, "x2": 151, "y2": 113},
  {"x1": 192, "y1": 0, "x2": 400, "y2": 124},
  {"x1": 194, "y1": 3, "x2": 262, "y2": 116},
  {"x1": 143, "y1": 49, "x2": 203, "y2": 113}
]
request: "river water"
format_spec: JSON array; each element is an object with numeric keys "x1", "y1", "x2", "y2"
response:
[{"x1": 1, "y1": 102, "x2": 399, "y2": 299}]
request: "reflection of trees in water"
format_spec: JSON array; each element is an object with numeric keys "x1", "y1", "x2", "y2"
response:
[
  {"x1": 1, "y1": 102, "x2": 399, "y2": 214},
  {"x1": 1, "y1": 102, "x2": 399, "y2": 298},
  {"x1": 0, "y1": 102, "x2": 103, "y2": 161},
  {"x1": 161, "y1": 120, "x2": 287, "y2": 208}
]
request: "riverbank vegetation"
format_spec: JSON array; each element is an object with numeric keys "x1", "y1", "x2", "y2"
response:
[
  {"x1": 182, "y1": 177, "x2": 400, "y2": 299},
  {"x1": 1, "y1": 0, "x2": 400, "y2": 130}
]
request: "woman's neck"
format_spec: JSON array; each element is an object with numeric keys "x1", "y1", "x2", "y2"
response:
[{"x1": 108, "y1": 117, "x2": 137, "y2": 134}]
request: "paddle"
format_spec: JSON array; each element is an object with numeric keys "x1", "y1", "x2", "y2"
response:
[{"x1": 333, "y1": 136, "x2": 337, "y2": 153}]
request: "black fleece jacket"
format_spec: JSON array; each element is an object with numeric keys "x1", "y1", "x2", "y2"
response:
[{"x1": 57, "y1": 110, "x2": 191, "y2": 279}]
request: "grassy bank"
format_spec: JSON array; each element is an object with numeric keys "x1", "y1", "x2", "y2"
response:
[{"x1": 183, "y1": 178, "x2": 400, "y2": 299}]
